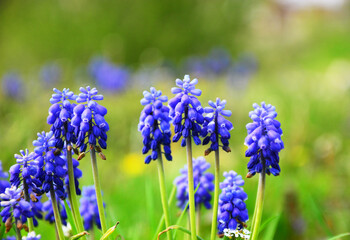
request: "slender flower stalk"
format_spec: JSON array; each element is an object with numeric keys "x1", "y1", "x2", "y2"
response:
[
  {"x1": 49, "y1": 186, "x2": 65, "y2": 240},
  {"x1": 244, "y1": 102, "x2": 284, "y2": 239},
  {"x1": 23, "y1": 181, "x2": 34, "y2": 232},
  {"x1": 15, "y1": 224, "x2": 22, "y2": 240},
  {"x1": 210, "y1": 149, "x2": 220, "y2": 240}
]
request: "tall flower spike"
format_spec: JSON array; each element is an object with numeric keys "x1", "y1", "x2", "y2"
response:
[
  {"x1": 169, "y1": 75, "x2": 204, "y2": 146},
  {"x1": 217, "y1": 171, "x2": 249, "y2": 237},
  {"x1": 201, "y1": 98, "x2": 233, "y2": 155},
  {"x1": 47, "y1": 88, "x2": 77, "y2": 148},
  {"x1": 79, "y1": 186, "x2": 105, "y2": 231},
  {"x1": 10, "y1": 149, "x2": 38, "y2": 189},
  {"x1": 138, "y1": 87, "x2": 172, "y2": 164},
  {"x1": 174, "y1": 157, "x2": 214, "y2": 210},
  {"x1": 72, "y1": 86, "x2": 109, "y2": 152},
  {"x1": 244, "y1": 102, "x2": 284, "y2": 177},
  {"x1": 0, "y1": 186, "x2": 34, "y2": 232}
]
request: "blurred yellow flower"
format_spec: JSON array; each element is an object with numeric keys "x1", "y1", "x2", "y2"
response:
[{"x1": 121, "y1": 153, "x2": 146, "y2": 176}]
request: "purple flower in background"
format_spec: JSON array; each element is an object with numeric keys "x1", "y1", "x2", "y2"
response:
[
  {"x1": 89, "y1": 58, "x2": 129, "y2": 93},
  {"x1": 219, "y1": 171, "x2": 245, "y2": 190},
  {"x1": 0, "y1": 186, "x2": 34, "y2": 226},
  {"x1": 201, "y1": 98, "x2": 234, "y2": 155},
  {"x1": 47, "y1": 88, "x2": 77, "y2": 148},
  {"x1": 169, "y1": 75, "x2": 204, "y2": 147},
  {"x1": 205, "y1": 48, "x2": 232, "y2": 75},
  {"x1": 245, "y1": 102, "x2": 284, "y2": 177},
  {"x1": 138, "y1": 87, "x2": 172, "y2": 164},
  {"x1": 40, "y1": 63, "x2": 61, "y2": 88},
  {"x1": 79, "y1": 186, "x2": 105, "y2": 230},
  {"x1": 2, "y1": 236, "x2": 16, "y2": 240},
  {"x1": 72, "y1": 86, "x2": 109, "y2": 152},
  {"x1": 42, "y1": 193, "x2": 68, "y2": 226},
  {"x1": 1, "y1": 73, "x2": 24, "y2": 100},
  {"x1": 217, "y1": 172, "x2": 249, "y2": 235},
  {"x1": 0, "y1": 161, "x2": 10, "y2": 193},
  {"x1": 22, "y1": 231, "x2": 41, "y2": 240},
  {"x1": 174, "y1": 157, "x2": 214, "y2": 210}
]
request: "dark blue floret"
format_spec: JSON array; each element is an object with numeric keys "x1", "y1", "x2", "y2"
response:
[
  {"x1": 217, "y1": 171, "x2": 249, "y2": 235},
  {"x1": 201, "y1": 98, "x2": 233, "y2": 155},
  {"x1": 169, "y1": 75, "x2": 203, "y2": 146},
  {"x1": 72, "y1": 86, "x2": 109, "y2": 151},
  {"x1": 0, "y1": 161, "x2": 10, "y2": 193},
  {"x1": 174, "y1": 157, "x2": 214, "y2": 210},
  {"x1": 138, "y1": 87, "x2": 172, "y2": 164},
  {"x1": 79, "y1": 185, "x2": 105, "y2": 230},
  {"x1": 244, "y1": 102, "x2": 284, "y2": 177}
]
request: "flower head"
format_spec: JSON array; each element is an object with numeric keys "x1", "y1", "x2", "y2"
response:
[
  {"x1": 169, "y1": 75, "x2": 204, "y2": 146},
  {"x1": 201, "y1": 98, "x2": 233, "y2": 155},
  {"x1": 79, "y1": 186, "x2": 105, "y2": 231},
  {"x1": 138, "y1": 87, "x2": 172, "y2": 163},
  {"x1": 0, "y1": 161, "x2": 10, "y2": 193},
  {"x1": 40, "y1": 63, "x2": 61, "y2": 88},
  {"x1": 47, "y1": 88, "x2": 77, "y2": 147},
  {"x1": 174, "y1": 157, "x2": 214, "y2": 210},
  {"x1": 2, "y1": 72, "x2": 25, "y2": 100},
  {"x1": 22, "y1": 231, "x2": 41, "y2": 240},
  {"x1": 10, "y1": 149, "x2": 38, "y2": 188},
  {"x1": 72, "y1": 86, "x2": 109, "y2": 152},
  {"x1": 217, "y1": 172, "x2": 249, "y2": 235},
  {"x1": 245, "y1": 102, "x2": 284, "y2": 177}
]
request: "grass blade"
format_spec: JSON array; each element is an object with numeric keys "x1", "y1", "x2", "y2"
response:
[
  {"x1": 158, "y1": 225, "x2": 204, "y2": 240},
  {"x1": 328, "y1": 233, "x2": 350, "y2": 240},
  {"x1": 259, "y1": 214, "x2": 280, "y2": 233},
  {"x1": 64, "y1": 199, "x2": 78, "y2": 235}
]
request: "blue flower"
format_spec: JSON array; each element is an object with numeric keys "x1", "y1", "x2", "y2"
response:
[
  {"x1": 40, "y1": 63, "x2": 61, "y2": 88},
  {"x1": 72, "y1": 86, "x2": 109, "y2": 152},
  {"x1": 217, "y1": 172, "x2": 249, "y2": 234},
  {"x1": 47, "y1": 88, "x2": 77, "y2": 148},
  {"x1": 2, "y1": 236, "x2": 16, "y2": 240},
  {"x1": 219, "y1": 171, "x2": 245, "y2": 190},
  {"x1": 22, "y1": 231, "x2": 41, "y2": 240},
  {"x1": 42, "y1": 193, "x2": 68, "y2": 226},
  {"x1": 10, "y1": 149, "x2": 38, "y2": 189},
  {"x1": 138, "y1": 87, "x2": 172, "y2": 164},
  {"x1": 1, "y1": 73, "x2": 25, "y2": 100},
  {"x1": 174, "y1": 157, "x2": 214, "y2": 210},
  {"x1": 0, "y1": 161, "x2": 10, "y2": 194},
  {"x1": 0, "y1": 186, "x2": 34, "y2": 227},
  {"x1": 169, "y1": 75, "x2": 204, "y2": 147},
  {"x1": 201, "y1": 98, "x2": 233, "y2": 155},
  {"x1": 79, "y1": 186, "x2": 105, "y2": 231},
  {"x1": 89, "y1": 57, "x2": 129, "y2": 93},
  {"x1": 244, "y1": 102, "x2": 284, "y2": 177}
]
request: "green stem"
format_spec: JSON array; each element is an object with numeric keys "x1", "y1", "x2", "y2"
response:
[
  {"x1": 156, "y1": 149, "x2": 172, "y2": 240},
  {"x1": 50, "y1": 185, "x2": 65, "y2": 240},
  {"x1": 66, "y1": 146, "x2": 86, "y2": 238},
  {"x1": 251, "y1": 160, "x2": 266, "y2": 240},
  {"x1": 210, "y1": 149, "x2": 220, "y2": 240},
  {"x1": 23, "y1": 180, "x2": 34, "y2": 232},
  {"x1": 14, "y1": 223, "x2": 22, "y2": 240},
  {"x1": 185, "y1": 136, "x2": 197, "y2": 240},
  {"x1": 249, "y1": 186, "x2": 259, "y2": 232},
  {"x1": 90, "y1": 147, "x2": 109, "y2": 238},
  {"x1": 196, "y1": 206, "x2": 200, "y2": 236}
]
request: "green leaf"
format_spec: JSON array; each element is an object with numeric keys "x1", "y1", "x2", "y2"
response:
[
  {"x1": 0, "y1": 224, "x2": 5, "y2": 239},
  {"x1": 100, "y1": 222, "x2": 120, "y2": 240},
  {"x1": 69, "y1": 231, "x2": 89, "y2": 240},
  {"x1": 157, "y1": 225, "x2": 204, "y2": 240},
  {"x1": 307, "y1": 194, "x2": 333, "y2": 237},
  {"x1": 64, "y1": 199, "x2": 78, "y2": 235},
  {"x1": 327, "y1": 233, "x2": 350, "y2": 240},
  {"x1": 262, "y1": 213, "x2": 281, "y2": 240},
  {"x1": 259, "y1": 214, "x2": 280, "y2": 233}
]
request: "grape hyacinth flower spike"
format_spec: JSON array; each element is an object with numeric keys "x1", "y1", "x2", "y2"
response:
[
  {"x1": 47, "y1": 88, "x2": 86, "y2": 237},
  {"x1": 169, "y1": 75, "x2": 204, "y2": 240},
  {"x1": 217, "y1": 171, "x2": 250, "y2": 240},
  {"x1": 245, "y1": 102, "x2": 284, "y2": 240},
  {"x1": 200, "y1": 98, "x2": 234, "y2": 240},
  {"x1": 0, "y1": 161, "x2": 11, "y2": 193},
  {"x1": 22, "y1": 231, "x2": 41, "y2": 240},
  {"x1": 72, "y1": 86, "x2": 109, "y2": 238},
  {"x1": 138, "y1": 87, "x2": 173, "y2": 240}
]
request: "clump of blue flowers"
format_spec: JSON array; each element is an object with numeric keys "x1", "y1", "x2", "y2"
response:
[
  {"x1": 72, "y1": 86, "x2": 109, "y2": 152},
  {"x1": 79, "y1": 186, "x2": 105, "y2": 231},
  {"x1": 217, "y1": 171, "x2": 249, "y2": 236},
  {"x1": 138, "y1": 87, "x2": 172, "y2": 164},
  {"x1": 245, "y1": 102, "x2": 284, "y2": 177},
  {"x1": 169, "y1": 75, "x2": 204, "y2": 146},
  {"x1": 174, "y1": 157, "x2": 214, "y2": 210},
  {"x1": 10, "y1": 150, "x2": 38, "y2": 190},
  {"x1": 201, "y1": 98, "x2": 233, "y2": 155}
]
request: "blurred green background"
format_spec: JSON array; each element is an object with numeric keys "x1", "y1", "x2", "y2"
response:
[{"x1": 1, "y1": 0, "x2": 350, "y2": 239}]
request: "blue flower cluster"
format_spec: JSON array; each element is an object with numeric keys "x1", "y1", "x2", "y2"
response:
[
  {"x1": 169, "y1": 75, "x2": 204, "y2": 147},
  {"x1": 89, "y1": 58, "x2": 129, "y2": 93},
  {"x1": 201, "y1": 98, "x2": 233, "y2": 155},
  {"x1": 22, "y1": 231, "x2": 41, "y2": 240},
  {"x1": 1, "y1": 72, "x2": 24, "y2": 100},
  {"x1": 47, "y1": 88, "x2": 77, "y2": 148},
  {"x1": 10, "y1": 149, "x2": 38, "y2": 189},
  {"x1": 40, "y1": 63, "x2": 61, "y2": 88},
  {"x1": 217, "y1": 172, "x2": 249, "y2": 234},
  {"x1": 72, "y1": 86, "x2": 109, "y2": 151},
  {"x1": 0, "y1": 186, "x2": 33, "y2": 228},
  {"x1": 42, "y1": 194, "x2": 68, "y2": 226},
  {"x1": 79, "y1": 186, "x2": 105, "y2": 231},
  {"x1": 0, "y1": 161, "x2": 10, "y2": 193},
  {"x1": 138, "y1": 87, "x2": 172, "y2": 164},
  {"x1": 174, "y1": 157, "x2": 214, "y2": 210},
  {"x1": 245, "y1": 102, "x2": 284, "y2": 177}
]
